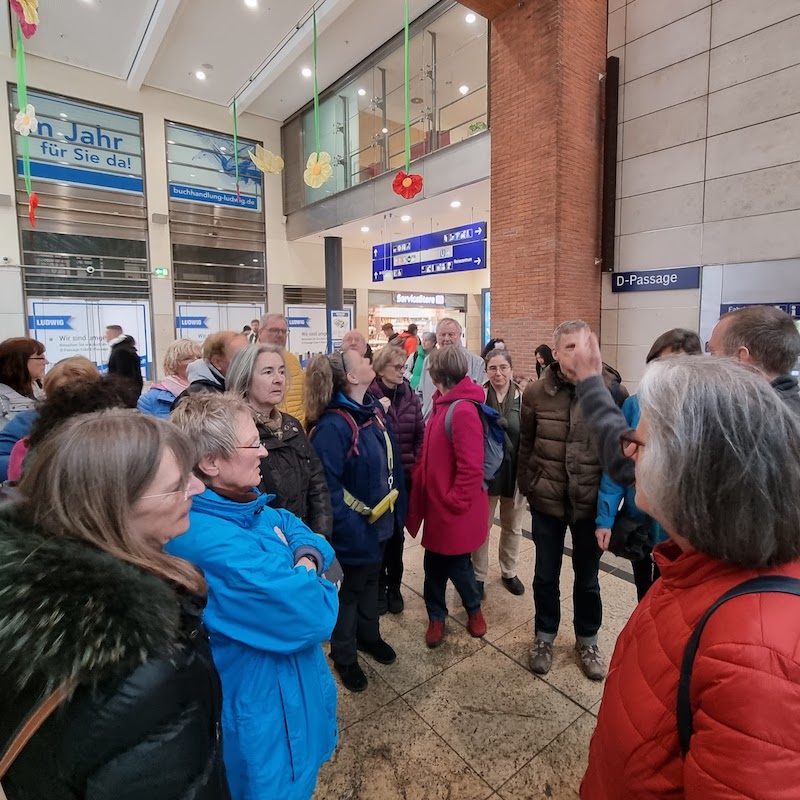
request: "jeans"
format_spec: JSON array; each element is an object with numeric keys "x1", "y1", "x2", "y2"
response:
[
  {"x1": 632, "y1": 551, "x2": 661, "y2": 602},
  {"x1": 472, "y1": 494, "x2": 525, "y2": 581},
  {"x1": 330, "y1": 558, "x2": 383, "y2": 666},
  {"x1": 423, "y1": 550, "x2": 482, "y2": 621},
  {"x1": 531, "y1": 511, "x2": 602, "y2": 645}
]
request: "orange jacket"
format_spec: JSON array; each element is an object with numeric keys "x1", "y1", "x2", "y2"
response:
[
  {"x1": 582, "y1": 540, "x2": 800, "y2": 799},
  {"x1": 397, "y1": 331, "x2": 419, "y2": 358}
]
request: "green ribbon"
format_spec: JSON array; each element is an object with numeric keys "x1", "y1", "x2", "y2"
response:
[
  {"x1": 313, "y1": 7, "x2": 321, "y2": 155},
  {"x1": 15, "y1": 21, "x2": 32, "y2": 197},
  {"x1": 403, "y1": 0, "x2": 410, "y2": 173},
  {"x1": 232, "y1": 96, "x2": 240, "y2": 199}
]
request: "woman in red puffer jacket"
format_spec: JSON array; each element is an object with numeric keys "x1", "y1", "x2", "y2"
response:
[{"x1": 582, "y1": 355, "x2": 800, "y2": 799}]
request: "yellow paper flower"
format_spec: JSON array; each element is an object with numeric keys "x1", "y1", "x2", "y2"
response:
[
  {"x1": 303, "y1": 151, "x2": 333, "y2": 188},
  {"x1": 14, "y1": 104, "x2": 37, "y2": 136},
  {"x1": 249, "y1": 144, "x2": 284, "y2": 174},
  {"x1": 17, "y1": 0, "x2": 38, "y2": 25}
]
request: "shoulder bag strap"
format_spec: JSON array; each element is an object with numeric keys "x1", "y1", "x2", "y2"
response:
[
  {"x1": 677, "y1": 575, "x2": 800, "y2": 756},
  {"x1": 444, "y1": 399, "x2": 463, "y2": 442},
  {"x1": 0, "y1": 682, "x2": 72, "y2": 778}
]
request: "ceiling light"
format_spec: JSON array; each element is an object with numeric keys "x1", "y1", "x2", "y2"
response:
[
  {"x1": 220, "y1": 146, "x2": 226, "y2": 152},
  {"x1": 190, "y1": 173, "x2": 196, "y2": 177},
  {"x1": 450, "y1": 200, "x2": 461, "y2": 208},
  {"x1": 253, "y1": 258, "x2": 259, "y2": 263},
  {"x1": 301, "y1": 67, "x2": 312, "y2": 78},
  {"x1": 195, "y1": 70, "x2": 207, "y2": 80},
  {"x1": 465, "y1": 12, "x2": 477, "y2": 23},
  {"x1": 357, "y1": 88, "x2": 367, "y2": 97},
  {"x1": 401, "y1": 215, "x2": 411, "y2": 222},
  {"x1": 360, "y1": 226, "x2": 369, "y2": 233},
  {"x1": 459, "y1": 85, "x2": 469, "y2": 95},
  {"x1": 381, "y1": 127, "x2": 389, "y2": 134},
  {"x1": 59, "y1": 112, "x2": 68, "y2": 119},
  {"x1": 167, "y1": 159, "x2": 173, "y2": 164},
  {"x1": 244, "y1": 0, "x2": 258, "y2": 7},
  {"x1": 167, "y1": 139, "x2": 175, "y2": 144}
]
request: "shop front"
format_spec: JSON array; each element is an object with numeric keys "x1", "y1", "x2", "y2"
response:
[{"x1": 368, "y1": 291, "x2": 467, "y2": 350}]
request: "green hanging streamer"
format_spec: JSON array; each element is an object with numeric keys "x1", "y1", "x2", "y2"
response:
[
  {"x1": 403, "y1": 0, "x2": 410, "y2": 173},
  {"x1": 313, "y1": 7, "x2": 321, "y2": 155},
  {"x1": 15, "y1": 22, "x2": 31, "y2": 197},
  {"x1": 232, "y1": 96, "x2": 241, "y2": 200}
]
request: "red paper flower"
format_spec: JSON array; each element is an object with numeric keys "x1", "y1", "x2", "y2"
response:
[
  {"x1": 10, "y1": 0, "x2": 38, "y2": 38},
  {"x1": 392, "y1": 170, "x2": 423, "y2": 199},
  {"x1": 28, "y1": 191, "x2": 38, "y2": 227}
]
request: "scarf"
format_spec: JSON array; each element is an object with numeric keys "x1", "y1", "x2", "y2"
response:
[
  {"x1": 160, "y1": 375, "x2": 189, "y2": 397},
  {"x1": 255, "y1": 407, "x2": 283, "y2": 440}
]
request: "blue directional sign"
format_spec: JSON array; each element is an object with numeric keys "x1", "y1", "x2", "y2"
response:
[
  {"x1": 720, "y1": 301, "x2": 800, "y2": 318},
  {"x1": 372, "y1": 222, "x2": 487, "y2": 282}
]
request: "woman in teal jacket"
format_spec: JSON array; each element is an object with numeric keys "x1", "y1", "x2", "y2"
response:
[{"x1": 166, "y1": 392, "x2": 339, "y2": 800}]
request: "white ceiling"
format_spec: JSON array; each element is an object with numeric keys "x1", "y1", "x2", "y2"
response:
[{"x1": 18, "y1": 0, "x2": 474, "y2": 122}]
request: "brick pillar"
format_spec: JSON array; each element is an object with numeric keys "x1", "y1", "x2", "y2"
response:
[{"x1": 471, "y1": 0, "x2": 607, "y2": 379}]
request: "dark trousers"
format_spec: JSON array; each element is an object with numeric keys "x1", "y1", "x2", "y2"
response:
[
  {"x1": 632, "y1": 552, "x2": 661, "y2": 603},
  {"x1": 423, "y1": 550, "x2": 482, "y2": 621},
  {"x1": 330, "y1": 558, "x2": 382, "y2": 666},
  {"x1": 531, "y1": 511, "x2": 602, "y2": 643},
  {"x1": 380, "y1": 526, "x2": 405, "y2": 592}
]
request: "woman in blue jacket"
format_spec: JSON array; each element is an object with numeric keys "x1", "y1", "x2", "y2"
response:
[
  {"x1": 305, "y1": 349, "x2": 406, "y2": 693},
  {"x1": 138, "y1": 338, "x2": 201, "y2": 418},
  {"x1": 166, "y1": 392, "x2": 339, "y2": 800},
  {"x1": 595, "y1": 328, "x2": 702, "y2": 600}
]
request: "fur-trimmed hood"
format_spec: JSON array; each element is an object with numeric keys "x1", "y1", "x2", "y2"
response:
[{"x1": 0, "y1": 504, "x2": 183, "y2": 694}]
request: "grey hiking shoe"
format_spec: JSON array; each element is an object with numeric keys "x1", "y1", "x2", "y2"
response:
[
  {"x1": 576, "y1": 642, "x2": 606, "y2": 681},
  {"x1": 529, "y1": 638, "x2": 553, "y2": 675}
]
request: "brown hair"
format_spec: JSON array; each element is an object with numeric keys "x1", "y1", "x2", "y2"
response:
[
  {"x1": 0, "y1": 337, "x2": 45, "y2": 397},
  {"x1": 428, "y1": 345, "x2": 468, "y2": 390},
  {"x1": 304, "y1": 351, "x2": 352, "y2": 426},
  {"x1": 202, "y1": 331, "x2": 239, "y2": 362},
  {"x1": 372, "y1": 342, "x2": 407, "y2": 377},
  {"x1": 42, "y1": 356, "x2": 99, "y2": 395},
  {"x1": 19, "y1": 409, "x2": 206, "y2": 594},
  {"x1": 720, "y1": 306, "x2": 800, "y2": 376},
  {"x1": 646, "y1": 328, "x2": 703, "y2": 364}
]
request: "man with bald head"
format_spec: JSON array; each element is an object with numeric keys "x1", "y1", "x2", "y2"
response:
[
  {"x1": 259, "y1": 313, "x2": 306, "y2": 425},
  {"x1": 341, "y1": 329, "x2": 374, "y2": 362}
]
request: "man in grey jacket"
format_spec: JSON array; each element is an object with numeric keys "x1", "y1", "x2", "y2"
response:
[{"x1": 417, "y1": 318, "x2": 486, "y2": 420}]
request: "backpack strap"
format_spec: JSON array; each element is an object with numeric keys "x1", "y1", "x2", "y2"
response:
[
  {"x1": 444, "y1": 399, "x2": 463, "y2": 442},
  {"x1": 328, "y1": 408, "x2": 361, "y2": 457},
  {"x1": 677, "y1": 575, "x2": 800, "y2": 756}
]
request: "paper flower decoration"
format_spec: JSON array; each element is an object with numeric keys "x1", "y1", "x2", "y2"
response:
[
  {"x1": 28, "y1": 191, "x2": 38, "y2": 227},
  {"x1": 392, "y1": 170, "x2": 423, "y2": 199},
  {"x1": 10, "y1": 0, "x2": 38, "y2": 37},
  {"x1": 303, "y1": 151, "x2": 333, "y2": 188},
  {"x1": 249, "y1": 144, "x2": 284, "y2": 175},
  {"x1": 14, "y1": 104, "x2": 37, "y2": 136}
]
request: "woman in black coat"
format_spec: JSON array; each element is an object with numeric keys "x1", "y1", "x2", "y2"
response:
[
  {"x1": 226, "y1": 343, "x2": 333, "y2": 538},
  {"x1": 369, "y1": 344, "x2": 424, "y2": 614},
  {"x1": 0, "y1": 410, "x2": 229, "y2": 800}
]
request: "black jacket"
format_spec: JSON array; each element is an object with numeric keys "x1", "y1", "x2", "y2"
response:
[
  {"x1": 771, "y1": 374, "x2": 800, "y2": 415},
  {"x1": 107, "y1": 336, "x2": 143, "y2": 396},
  {"x1": 258, "y1": 411, "x2": 333, "y2": 538},
  {"x1": 0, "y1": 505, "x2": 230, "y2": 800}
]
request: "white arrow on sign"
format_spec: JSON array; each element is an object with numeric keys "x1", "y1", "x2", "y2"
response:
[
  {"x1": 475, "y1": 227, "x2": 482, "y2": 235},
  {"x1": 475, "y1": 257, "x2": 482, "y2": 266}
]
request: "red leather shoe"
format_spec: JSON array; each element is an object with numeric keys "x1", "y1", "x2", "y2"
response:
[
  {"x1": 467, "y1": 609, "x2": 487, "y2": 638},
  {"x1": 425, "y1": 619, "x2": 445, "y2": 648}
]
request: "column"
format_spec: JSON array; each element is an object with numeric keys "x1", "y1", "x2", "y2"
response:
[{"x1": 324, "y1": 235, "x2": 343, "y2": 352}]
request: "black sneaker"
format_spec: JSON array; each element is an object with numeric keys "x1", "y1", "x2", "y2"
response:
[
  {"x1": 387, "y1": 587, "x2": 404, "y2": 614},
  {"x1": 477, "y1": 580, "x2": 485, "y2": 600},
  {"x1": 357, "y1": 638, "x2": 397, "y2": 665},
  {"x1": 502, "y1": 576, "x2": 525, "y2": 596},
  {"x1": 334, "y1": 661, "x2": 368, "y2": 692}
]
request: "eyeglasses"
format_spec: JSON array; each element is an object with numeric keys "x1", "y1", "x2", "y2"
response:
[
  {"x1": 142, "y1": 478, "x2": 194, "y2": 502},
  {"x1": 236, "y1": 442, "x2": 263, "y2": 450},
  {"x1": 389, "y1": 363, "x2": 405, "y2": 371},
  {"x1": 620, "y1": 431, "x2": 646, "y2": 459}
]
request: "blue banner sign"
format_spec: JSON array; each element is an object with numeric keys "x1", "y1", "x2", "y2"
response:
[
  {"x1": 175, "y1": 316, "x2": 208, "y2": 329},
  {"x1": 720, "y1": 302, "x2": 800, "y2": 318},
  {"x1": 27, "y1": 314, "x2": 73, "y2": 330},
  {"x1": 288, "y1": 316, "x2": 311, "y2": 328},
  {"x1": 612, "y1": 266, "x2": 701, "y2": 293},
  {"x1": 372, "y1": 222, "x2": 487, "y2": 282}
]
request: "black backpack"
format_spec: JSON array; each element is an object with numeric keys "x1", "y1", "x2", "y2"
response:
[{"x1": 677, "y1": 575, "x2": 800, "y2": 755}]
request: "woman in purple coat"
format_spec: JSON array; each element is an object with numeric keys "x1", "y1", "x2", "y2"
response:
[{"x1": 369, "y1": 344, "x2": 424, "y2": 614}]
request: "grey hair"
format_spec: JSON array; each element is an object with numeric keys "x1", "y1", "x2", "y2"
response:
[
  {"x1": 553, "y1": 320, "x2": 590, "y2": 349},
  {"x1": 636, "y1": 356, "x2": 800, "y2": 568},
  {"x1": 225, "y1": 343, "x2": 289, "y2": 398},
  {"x1": 169, "y1": 393, "x2": 254, "y2": 475},
  {"x1": 422, "y1": 331, "x2": 436, "y2": 346},
  {"x1": 436, "y1": 317, "x2": 462, "y2": 334},
  {"x1": 259, "y1": 312, "x2": 287, "y2": 327}
]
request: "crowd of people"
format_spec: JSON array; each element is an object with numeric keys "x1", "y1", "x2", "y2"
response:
[{"x1": 1, "y1": 304, "x2": 800, "y2": 799}]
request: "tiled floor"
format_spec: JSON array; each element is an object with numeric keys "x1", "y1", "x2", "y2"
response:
[{"x1": 313, "y1": 519, "x2": 639, "y2": 799}]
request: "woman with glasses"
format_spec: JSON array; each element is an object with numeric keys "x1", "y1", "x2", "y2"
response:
[
  {"x1": 0, "y1": 409, "x2": 229, "y2": 799},
  {"x1": 368, "y1": 344, "x2": 424, "y2": 615},
  {"x1": 0, "y1": 337, "x2": 48, "y2": 431},
  {"x1": 472, "y1": 348, "x2": 526, "y2": 598},
  {"x1": 226, "y1": 344, "x2": 332, "y2": 538},
  {"x1": 304, "y1": 349, "x2": 405, "y2": 693},
  {"x1": 166, "y1": 393, "x2": 339, "y2": 800},
  {"x1": 138, "y1": 338, "x2": 201, "y2": 419},
  {"x1": 595, "y1": 329, "x2": 702, "y2": 601},
  {"x1": 583, "y1": 356, "x2": 800, "y2": 798}
]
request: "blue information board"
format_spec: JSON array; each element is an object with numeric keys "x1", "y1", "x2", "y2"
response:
[
  {"x1": 720, "y1": 301, "x2": 800, "y2": 318},
  {"x1": 372, "y1": 222, "x2": 487, "y2": 282},
  {"x1": 612, "y1": 266, "x2": 701, "y2": 293}
]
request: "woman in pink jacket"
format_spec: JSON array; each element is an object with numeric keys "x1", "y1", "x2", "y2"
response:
[{"x1": 407, "y1": 346, "x2": 489, "y2": 647}]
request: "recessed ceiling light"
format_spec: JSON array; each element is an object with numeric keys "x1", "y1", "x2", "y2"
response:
[
  {"x1": 401, "y1": 215, "x2": 411, "y2": 222},
  {"x1": 301, "y1": 67, "x2": 312, "y2": 78},
  {"x1": 381, "y1": 127, "x2": 389, "y2": 134},
  {"x1": 190, "y1": 173, "x2": 196, "y2": 177},
  {"x1": 465, "y1": 12, "x2": 477, "y2": 23},
  {"x1": 195, "y1": 70, "x2": 207, "y2": 80},
  {"x1": 220, "y1": 146, "x2": 226, "y2": 152},
  {"x1": 459, "y1": 85, "x2": 469, "y2": 95},
  {"x1": 450, "y1": 200, "x2": 461, "y2": 208},
  {"x1": 360, "y1": 226, "x2": 370, "y2": 232},
  {"x1": 357, "y1": 88, "x2": 366, "y2": 97},
  {"x1": 244, "y1": 0, "x2": 258, "y2": 7},
  {"x1": 253, "y1": 258, "x2": 259, "y2": 263},
  {"x1": 59, "y1": 112, "x2": 68, "y2": 119},
  {"x1": 167, "y1": 159, "x2": 173, "y2": 164}
]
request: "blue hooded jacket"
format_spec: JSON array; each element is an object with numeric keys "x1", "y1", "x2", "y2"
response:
[
  {"x1": 164, "y1": 488, "x2": 339, "y2": 800},
  {"x1": 309, "y1": 392, "x2": 406, "y2": 566},
  {"x1": 0, "y1": 410, "x2": 36, "y2": 481},
  {"x1": 137, "y1": 386, "x2": 177, "y2": 419}
]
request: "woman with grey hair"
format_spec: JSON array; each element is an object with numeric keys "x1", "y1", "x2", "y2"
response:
[
  {"x1": 226, "y1": 344, "x2": 332, "y2": 537},
  {"x1": 583, "y1": 356, "x2": 800, "y2": 799},
  {"x1": 165, "y1": 392, "x2": 339, "y2": 800}
]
